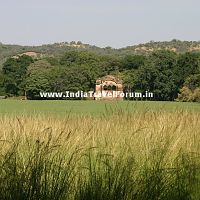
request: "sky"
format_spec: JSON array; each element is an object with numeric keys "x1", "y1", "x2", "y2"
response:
[{"x1": 0, "y1": 0, "x2": 200, "y2": 48}]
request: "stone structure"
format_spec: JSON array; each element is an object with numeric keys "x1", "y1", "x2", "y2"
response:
[{"x1": 95, "y1": 75, "x2": 123, "y2": 100}]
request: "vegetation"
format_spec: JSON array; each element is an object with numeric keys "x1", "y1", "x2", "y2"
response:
[
  {"x1": 0, "y1": 40, "x2": 200, "y2": 101},
  {"x1": 0, "y1": 100, "x2": 200, "y2": 115},
  {"x1": 1, "y1": 40, "x2": 200, "y2": 64},
  {"x1": 1, "y1": 40, "x2": 200, "y2": 200},
  {"x1": 0, "y1": 109, "x2": 200, "y2": 199}
]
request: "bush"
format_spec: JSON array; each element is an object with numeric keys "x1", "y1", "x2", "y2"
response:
[{"x1": 177, "y1": 86, "x2": 200, "y2": 102}]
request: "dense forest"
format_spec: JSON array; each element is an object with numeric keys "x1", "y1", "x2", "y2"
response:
[{"x1": 0, "y1": 40, "x2": 200, "y2": 101}]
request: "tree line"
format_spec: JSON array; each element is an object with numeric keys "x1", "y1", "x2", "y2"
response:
[{"x1": 0, "y1": 50, "x2": 200, "y2": 101}]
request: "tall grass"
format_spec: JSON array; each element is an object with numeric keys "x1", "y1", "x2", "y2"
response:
[{"x1": 0, "y1": 110, "x2": 200, "y2": 199}]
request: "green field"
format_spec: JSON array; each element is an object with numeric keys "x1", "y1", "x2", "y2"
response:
[{"x1": 0, "y1": 100, "x2": 200, "y2": 115}]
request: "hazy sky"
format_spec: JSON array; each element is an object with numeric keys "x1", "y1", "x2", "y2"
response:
[{"x1": 0, "y1": 0, "x2": 200, "y2": 48}]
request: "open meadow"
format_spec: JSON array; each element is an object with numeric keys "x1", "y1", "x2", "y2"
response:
[
  {"x1": 0, "y1": 100, "x2": 200, "y2": 115},
  {"x1": 0, "y1": 100, "x2": 200, "y2": 200}
]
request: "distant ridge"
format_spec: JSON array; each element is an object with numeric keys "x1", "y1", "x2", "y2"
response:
[{"x1": 1, "y1": 39, "x2": 200, "y2": 67}]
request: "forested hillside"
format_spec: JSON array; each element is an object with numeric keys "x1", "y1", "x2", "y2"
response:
[
  {"x1": 0, "y1": 40, "x2": 200, "y2": 101},
  {"x1": 1, "y1": 39, "x2": 200, "y2": 66}
]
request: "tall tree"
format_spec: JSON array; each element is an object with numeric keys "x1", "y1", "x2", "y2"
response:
[
  {"x1": 2, "y1": 55, "x2": 33, "y2": 96},
  {"x1": 25, "y1": 60, "x2": 53, "y2": 99},
  {"x1": 175, "y1": 52, "x2": 200, "y2": 86}
]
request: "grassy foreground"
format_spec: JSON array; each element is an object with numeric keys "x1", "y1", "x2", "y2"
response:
[{"x1": 0, "y1": 108, "x2": 200, "y2": 200}]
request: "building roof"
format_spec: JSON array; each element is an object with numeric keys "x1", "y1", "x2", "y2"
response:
[{"x1": 97, "y1": 75, "x2": 122, "y2": 84}]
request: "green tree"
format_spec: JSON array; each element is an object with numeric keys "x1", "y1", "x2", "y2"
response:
[
  {"x1": 175, "y1": 52, "x2": 200, "y2": 86},
  {"x1": 60, "y1": 51, "x2": 100, "y2": 66},
  {"x1": 134, "y1": 50, "x2": 178, "y2": 100},
  {"x1": 0, "y1": 72, "x2": 5, "y2": 95},
  {"x1": 2, "y1": 55, "x2": 33, "y2": 96},
  {"x1": 50, "y1": 64, "x2": 98, "y2": 93},
  {"x1": 25, "y1": 60, "x2": 53, "y2": 99},
  {"x1": 121, "y1": 55, "x2": 146, "y2": 70}
]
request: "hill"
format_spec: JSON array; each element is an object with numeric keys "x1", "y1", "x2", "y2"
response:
[
  {"x1": 1, "y1": 39, "x2": 200, "y2": 102},
  {"x1": 122, "y1": 40, "x2": 200, "y2": 54},
  {"x1": 1, "y1": 39, "x2": 200, "y2": 63}
]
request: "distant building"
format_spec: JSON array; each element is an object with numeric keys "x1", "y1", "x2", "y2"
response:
[{"x1": 95, "y1": 75, "x2": 123, "y2": 100}]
